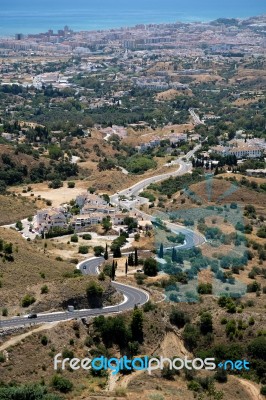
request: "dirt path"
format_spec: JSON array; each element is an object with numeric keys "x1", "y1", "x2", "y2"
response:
[
  {"x1": 109, "y1": 331, "x2": 191, "y2": 391},
  {"x1": 233, "y1": 376, "x2": 263, "y2": 400},
  {"x1": 0, "y1": 322, "x2": 59, "y2": 352}
]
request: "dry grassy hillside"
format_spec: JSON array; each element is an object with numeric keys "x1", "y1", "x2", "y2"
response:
[
  {"x1": 0, "y1": 228, "x2": 118, "y2": 316},
  {"x1": 0, "y1": 194, "x2": 38, "y2": 225}
]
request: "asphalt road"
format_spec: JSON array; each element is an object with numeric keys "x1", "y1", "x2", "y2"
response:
[
  {"x1": 110, "y1": 149, "x2": 205, "y2": 250},
  {"x1": 0, "y1": 257, "x2": 149, "y2": 330},
  {"x1": 0, "y1": 147, "x2": 203, "y2": 330}
]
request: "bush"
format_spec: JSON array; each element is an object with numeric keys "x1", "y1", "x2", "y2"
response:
[
  {"x1": 214, "y1": 368, "x2": 228, "y2": 383},
  {"x1": 41, "y1": 285, "x2": 49, "y2": 294},
  {"x1": 82, "y1": 234, "x2": 92, "y2": 240},
  {"x1": 198, "y1": 283, "x2": 212, "y2": 294},
  {"x1": 200, "y1": 312, "x2": 213, "y2": 334},
  {"x1": 2, "y1": 308, "x2": 8, "y2": 317},
  {"x1": 261, "y1": 386, "x2": 266, "y2": 395},
  {"x1": 248, "y1": 337, "x2": 266, "y2": 361},
  {"x1": 143, "y1": 301, "x2": 156, "y2": 312},
  {"x1": 183, "y1": 324, "x2": 200, "y2": 350},
  {"x1": 94, "y1": 245, "x2": 104, "y2": 256},
  {"x1": 21, "y1": 294, "x2": 36, "y2": 308},
  {"x1": 70, "y1": 234, "x2": 79, "y2": 243},
  {"x1": 41, "y1": 335, "x2": 48, "y2": 346},
  {"x1": 79, "y1": 245, "x2": 89, "y2": 254},
  {"x1": 169, "y1": 309, "x2": 189, "y2": 328},
  {"x1": 86, "y1": 282, "x2": 103, "y2": 307},
  {"x1": 67, "y1": 181, "x2": 75, "y2": 188},
  {"x1": 51, "y1": 375, "x2": 73, "y2": 393},
  {"x1": 48, "y1": 179, "x2": 63, "y2": 189}
]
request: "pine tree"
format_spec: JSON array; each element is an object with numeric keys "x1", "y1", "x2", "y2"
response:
[
  {"x1": 104, "y1": 244, "x2": 108, "y2": 260},
  {"x1": 125, "y1": 260, "x2": 128, "y2": 275},
  {"x1": 159, "y1": 243, "x2": 164, "y2": 259},
  {"x1": 134, "y1": 248, "x2": 139, "y2": 266}
]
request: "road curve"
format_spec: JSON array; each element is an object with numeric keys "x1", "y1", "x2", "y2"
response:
[{"x1": 0, "y1": 258, "x2": 149, "y2": 330}]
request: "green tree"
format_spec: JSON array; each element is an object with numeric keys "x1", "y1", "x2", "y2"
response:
[
  {"x1": 158, "y1": 243, "x2": 164, "y2": 259},
  {"x1": 170, "y1": 309, "x2": 188, "y2": 328},
  {"x1": 134, "y1": 248, "x2": 139, "y2": 266},
  {"x1": 131, "y1": 307, "x2": 144, "y2": 343},
  {"x1": 102, "y1": 216, "x2": 112, "y2": 232},
  {"x1": 15, "y1": 220, "x2": 23, "y2": 231},
  {"x1": 104, "y1": 244, "x2": 109, "y2": 260},
  {"x1": 143, "y1": 258, "x2": 158, "y2": 277},
  {"x1": 48, "y1": 145, "x2": 63, "y2": 160},
  {"x1": 94, "y1": 245, "x2": 104, "y2": 256},
  {"x1": 200, "y1": 312, "x2": 213, "y2": 334}
]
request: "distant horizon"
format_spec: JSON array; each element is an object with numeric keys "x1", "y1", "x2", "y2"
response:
[
  {"x1": 1, "y1": 14, "x2": 265, "y2": 39},
  {"x1": 0, "y1": 0, "x2": 265, "y2": 37}
]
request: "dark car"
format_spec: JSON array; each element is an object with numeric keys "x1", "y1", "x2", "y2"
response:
[{"x1": 28, "y1": 313, "x2": 37, "y2": 319}]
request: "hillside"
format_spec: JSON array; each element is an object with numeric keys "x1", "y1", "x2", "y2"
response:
[
  {"x1": 0, "y1": 228, "x2": 119, "y2": 316},
  {"x1": 0, "y1": 194, "x2": 39, "y2": 225}
]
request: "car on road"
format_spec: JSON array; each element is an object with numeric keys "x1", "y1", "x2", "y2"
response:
[
  {"x1": 83, "y1": 265, "x2": 87, "y2": 269},
  {"x1": 28, "y1": 313, "x2": 37, "y2": 319}
]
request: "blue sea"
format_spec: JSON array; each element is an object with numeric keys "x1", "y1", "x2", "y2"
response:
[{"x1": 0, "y1": 0, "x2": 265, "y2": 37}]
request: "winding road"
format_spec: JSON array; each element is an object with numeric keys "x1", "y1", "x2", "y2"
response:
[
  {"x1": 0, "y1": 257, "x2": 149, "y2": 330},
  {"x1": 1, "y1": 147, "x2": 205, "y2": 330}
]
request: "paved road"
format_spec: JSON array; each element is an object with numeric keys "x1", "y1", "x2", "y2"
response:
[
  {"x1": 0, "y1": 258, "x2": 149, "y2": 330},
  {"x1": 0, "y1": 147, "x2": 203, "y2": 330},
  {"x1": 110, "y1": 148, "x2": 205, "y2": 250}
]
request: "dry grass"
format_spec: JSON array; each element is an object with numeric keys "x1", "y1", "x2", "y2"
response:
[
  {"x1": 0, "y1": 228, "x2": 117, "y2": 316},
  {"x1": 0, "y1": 195, "x2": 38, "y2": 225}
]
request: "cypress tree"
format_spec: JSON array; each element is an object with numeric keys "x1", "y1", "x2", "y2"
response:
[
  {"x1": 104, "y1": 244, "x2": 108, "y2": 260},
  {"x1": 159, "y1": 243, "x2": 164, "y2": 259},
  {"x1": 111, "y1": 260, "x2": 116, "y2": 280},
  {"x1": 134, "y1": 248, "x2": 139, "y2": 266}
]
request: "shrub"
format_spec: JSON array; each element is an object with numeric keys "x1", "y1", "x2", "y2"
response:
[
  {"x1": 79, "y1": 245, "x2": 89, "y2": 254},
  {"x1": 21, "y1": 294, "x2": 36, "y2": 307},
  {"x1": 248, "y1": 316, "x2": 255, "y2": 326},
  {"x1": 51, "y1": 375, "x2": 73, "y2": 393},
  {"x1": 70, "y1": 234, "x2": 79, "y2": 243},
  {"x1": 214, "y1": 368, "x2": 228, "y2": 383},
  {"x1": 82, "y1": 234, "x2": 92, "y2": 240},
  {"x1": 169, "y1": 309, "x2": 188, "y2": 328},
  {"x1": 41, "y1": 335, "x2": 48, "y2": 346},
  {"x1": 200, "y1": 312, "x2": 213, "y2": 334},
  {"x1": 261, "y1": 386, "x2": 266, "y2": 395},
  {"x1": 48, "y1": 179, "x2": 63, "y2": 189},
  {"x1": 94, "y1": 245, "x2": 104, "y2": 256},
  {"x1": 67, "y1": 181, "x2": 75, "y2": 188},
  {"x1": 2, "y1": 308, "x2": 8, "y2": 317},
  {"x1": 198, "y1": 283, "x2": 212, "y2": 294},
  {"x1": 248, "y1": 337, "x2": 266, "y2": 360},
  {"x1": 41, "y1": 285, "x2": 49, "y2": 294},
  {"x1": 143, "y1": 301, "x2": 156, "y2": 312}
]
